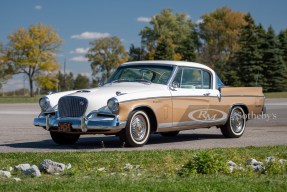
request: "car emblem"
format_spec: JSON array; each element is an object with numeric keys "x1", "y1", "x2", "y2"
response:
[{"x1": 79, "y1": 101, "x2": 85, "y2": 106}]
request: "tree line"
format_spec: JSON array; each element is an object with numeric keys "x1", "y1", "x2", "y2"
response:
[{"x1": 1, "y1": 6, "x2": 287, "y2": 96}]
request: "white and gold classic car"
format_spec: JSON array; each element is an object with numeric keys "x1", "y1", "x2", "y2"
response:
[{"x1": 34, "y1": 61, "x2": 265, "y2": 147}]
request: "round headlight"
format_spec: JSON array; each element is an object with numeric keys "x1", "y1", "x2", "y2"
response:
[
  {"x1": 107, "y1": 98, "x2": 119, "y2": 114},
  {"x1": 39, "y1": 97, "x2": 51, "y2": 112}
]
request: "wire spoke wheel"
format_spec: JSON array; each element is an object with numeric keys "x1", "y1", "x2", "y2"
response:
[
  {"x1": 220, "y1": 106, "x2": 246, "y2": 138},
  {"x1": 119, "y1": 110, "x2": 150, "y2": 147}
]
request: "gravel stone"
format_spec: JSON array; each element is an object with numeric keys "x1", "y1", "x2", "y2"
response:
[
  {"x1": 0, "y1": 170, "x2": 11, "y2": 178},
  {"x1": 123, "y1": 163, "x2": 133, "y2": 170},
  {"x1": 15, "y1": 164, "x2": 31, "y2": 171},
  {"x1": 23, "y1": 165, "x2": 41, "y2": 177},
  {"x1": 39, "y1": 159, "x2": 66, "y2": 174}
]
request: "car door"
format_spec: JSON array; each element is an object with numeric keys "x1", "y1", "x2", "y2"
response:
[{"x1": 170, "y1": 67, "x2": 214, "y2": 128}]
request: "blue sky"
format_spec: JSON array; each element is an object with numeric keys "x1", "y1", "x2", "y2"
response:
[{"x1": 1, "y1": 0, "x2": 287, "y2": 91}]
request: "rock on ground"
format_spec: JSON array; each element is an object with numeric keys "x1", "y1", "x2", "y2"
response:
[
  {"x1": 23, "y1": 165, "x2": 41, "y2": 177},
  {"x1": 39, "y1": 159, "x2": 67, "y2": 174},
  {"x1": 0, "y1": 170, "x2": 11, "y2": 178}
]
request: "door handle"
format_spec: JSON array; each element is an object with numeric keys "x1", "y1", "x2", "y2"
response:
[{"x1": 203, "y1": 93, "x2": 210, "y2": 96}]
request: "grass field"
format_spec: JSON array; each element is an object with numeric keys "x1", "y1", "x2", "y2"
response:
[
  {"x1": 0, "y1": 146, "x2": 287, "y2": 191},
  {"x1": 264, "y1": 92, "x2": 287, "y2": 98}
]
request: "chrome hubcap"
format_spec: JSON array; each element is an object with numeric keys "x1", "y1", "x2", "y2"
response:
[
  {"x1": 230, "y1": 108, "x2": 245, "y2": 133},
  {"x1": 131, "y1": 115, "x2": 147, "y2": 141}
]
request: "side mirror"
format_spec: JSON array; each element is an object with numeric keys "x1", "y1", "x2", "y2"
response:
[{"x1": 172, "y1": 81, "x2": 180, "y2": 88}]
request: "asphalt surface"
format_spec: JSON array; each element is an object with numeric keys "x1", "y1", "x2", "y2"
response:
[{"x1": 0, "y1": 99, "x2": 286, "y2": 152}]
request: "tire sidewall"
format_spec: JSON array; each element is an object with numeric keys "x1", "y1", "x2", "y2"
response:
[
  {"x1": 126, "y1": 110, "x2": 150, "y2": 146},
  {"x1": 229, "y1": 106, "x2": 246, "y2": 137}
]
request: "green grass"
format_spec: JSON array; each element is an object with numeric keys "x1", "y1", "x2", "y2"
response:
[
  {"x1": 0, "y1": 96, "x2": 40, "y2": 103},
  {"x1": 0, "y1": 146, "x2": 287, "y2": 191},
  {"x1": 264, "y1": 92, "x2": 287, "y2": 98}
]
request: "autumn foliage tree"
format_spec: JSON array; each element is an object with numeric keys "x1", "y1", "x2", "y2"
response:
[
  {"x1": 86, "y1": 36, "x2": 128, "y2": 82},
  {"x1": 3, "y1": 23, "x2": 62, "y2": 97},
  {"x1": 199, "y1": 7, "x2": 246, "y2": 82},
  {"x1": 139, "y1": 9, "x2": 198, "y2": 61}
]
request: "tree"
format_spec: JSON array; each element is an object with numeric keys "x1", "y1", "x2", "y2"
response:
[
  {"x1": 3, "y1": 23, "x2": 62, "y2": 97},
  {"x1": 154, "y1": 37, "x2": 174, "y2": 60},
  {"x1": 233, "y1": 13, "x2": 265, "y2": 87},
  {"x1": 128, "y1": 44, "x2": 145, "y2": 61},
  {"x1": 278, "y1": 29, "x2": 287, "y2": 66},
  {"x1": 199, "y1": 6, "x2": 246, "y2": 81},
  {"x1": 86, "y1": 36, "x2": 128, "y2": 82},
  {"x1": 262, "y1": 27, "x2": 287, "y2": 92},
  {"x1": 74, "y1": 74, "x2": 90, "y2": 89},
  {"x1": 0, "y1": 42, "x2": 11, "y2": 89},
  {"x1": 58, "y1": 71, "x2": 74, "y2": 91},
  {"x1": 139, "y1": 9, "x2": 198, "y2": 61}
]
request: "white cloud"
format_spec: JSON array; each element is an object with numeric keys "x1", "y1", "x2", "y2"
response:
[
  {"x1": 137, "y1": 17, "x2": 151, "y2": 23},
  {"x1": 70, "y1": 48, "x2": 90, "y2": 54},
  {"x1": 34, "y1": 5, "x2": 42, "y2": 10},
  {"x1": 71, "y1": 32, "x2": 110, "y2": 40},
  {"x1": 196, "y1": 19, "x2": 204, "y2": 24},
  {"x1": 69, "y1": 56, "x2": 88, "y2": 62}
]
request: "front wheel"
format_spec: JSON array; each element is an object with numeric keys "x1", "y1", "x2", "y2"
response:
[
  {"x1": 220, "y1": 106, "x2": 246, "y2": 138},
  {"x1": 50, "y1": 132, "x2": 80, "y2": 145},
  {"x1": 119, "y1": 110, "x2": 150, "y2": 147}
]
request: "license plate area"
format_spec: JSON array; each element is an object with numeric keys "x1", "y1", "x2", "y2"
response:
[{"x1": 58, "y1": 122, "x2": 72, "y2": 132}]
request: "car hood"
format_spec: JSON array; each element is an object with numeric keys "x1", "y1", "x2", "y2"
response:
[{"x1": 55, "y1": 82, "x2": 170, "y2": 115}]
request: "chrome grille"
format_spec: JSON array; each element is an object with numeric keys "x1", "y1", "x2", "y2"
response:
[{"x1": 58, "y1": 96, "x2": 88, "y2": 118}]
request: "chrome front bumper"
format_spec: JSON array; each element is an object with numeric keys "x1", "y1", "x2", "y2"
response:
[{"x1": 33, "y1": 111, "x2": 126, "y2": 132}]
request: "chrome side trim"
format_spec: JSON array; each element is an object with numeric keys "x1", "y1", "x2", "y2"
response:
[
  {"x1": 158, "y1": 119, "x2": 227, "y2": 129},
  {"x1": 222, "y1": 95, "x2": 265, "y2": 98}
]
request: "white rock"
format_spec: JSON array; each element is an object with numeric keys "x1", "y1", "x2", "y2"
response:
[
  {"x1": 227, "y1": 160, "x2": 237, "y2": 167},
  {"x1": 229, "y1": 166, "x2": 234, "y2": 173},
  {"x1": 13, "y1": 177, "x2": 21, "y2": 182},
  {"x1": 9, "y1": 167, "x2": 14, "y2": 172},
  {"x1": 15, "y1": 164, "x2": 31, "y2": 171},
  {"x1": 246, "y1": 158, "x2": 262, "y2": 166},
  {"x1": 39, "y1": 159, "x2": 66, "y2": 174},
  {"x1": 123, "y1": 163, "x2": 133, "y2": 170},
  {"x1": 97, "y1": 167, "x2": 105, "y2": 172},
  {"x1": 66, "y1": 163, "x2": 72, "y2": 170},
  {"x1": 253, "y1": 164, "x2": 264, "y2": 172},
  {"x1": 265, "y1": 156, "x2": 275, "y2": 163},
  {"x1": 0, "y1": 170, "x2": 11, "y2": 178},
  {"x1": 279, "y1": 159, "x2": 287, "y2": 164},
  {"x1": 23, "y1": 165, "x2": 41, "y2": 177}
]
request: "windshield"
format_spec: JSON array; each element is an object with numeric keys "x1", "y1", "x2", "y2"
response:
[{"x1": 107, "y1": 65, "x2": 174, "y2": 85}]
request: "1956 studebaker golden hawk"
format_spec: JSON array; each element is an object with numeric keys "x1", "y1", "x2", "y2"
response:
[{"x1": 34, "y1": 61, "x2": 265, "y2": 147}]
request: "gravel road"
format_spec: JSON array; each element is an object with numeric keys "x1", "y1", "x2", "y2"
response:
[{"x1": 0, "y1": 99, "x2": 286, "y2": 152}]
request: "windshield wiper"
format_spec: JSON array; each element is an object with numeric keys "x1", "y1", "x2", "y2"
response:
[{"x1": 110, "y1": 79, "x2": 130, "y2": 84}]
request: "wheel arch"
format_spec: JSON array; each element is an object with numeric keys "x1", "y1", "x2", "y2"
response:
[
  {"x1": 230, "y1": 104, "x2": 249, "y2": 120},
  {"x1": 131, "y1": 105, "x2": 158, "y2": 134}
]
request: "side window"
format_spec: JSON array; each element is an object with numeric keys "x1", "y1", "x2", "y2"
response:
[{"x1": 172, "y1": 67, "x2": 212, "y2": 89}]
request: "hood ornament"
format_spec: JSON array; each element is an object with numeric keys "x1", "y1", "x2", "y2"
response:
[{"x1": 116, "y1": 91, "x2": 126, "y2": 96}]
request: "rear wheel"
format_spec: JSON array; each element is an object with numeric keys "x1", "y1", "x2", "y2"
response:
[
  {"x1": 220, "y1": 106, "x2": 246, "y2": 138},
  {"x1": 160, "y1": 131, "x2": 180, "y2": 137},
  {"x1": 119, "y1": 110, "x2": 150, "y2": 147},
  {"x1": 50, "y1": 132, "x2": 80, "y2": 145}
]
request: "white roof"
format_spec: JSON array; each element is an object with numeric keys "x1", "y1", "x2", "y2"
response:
[{"x1": 122, "y1": 60, "x2": 213, "y2": 72}]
